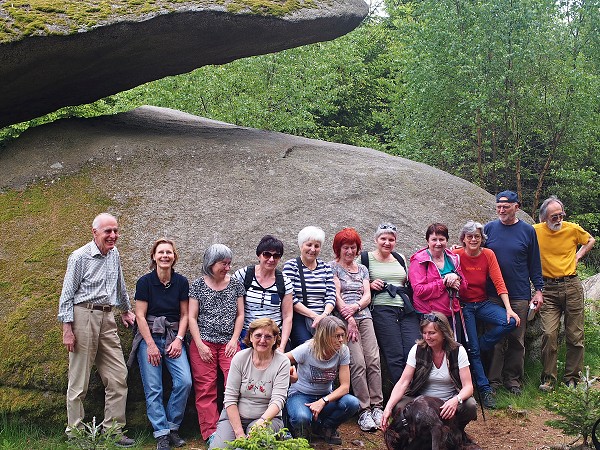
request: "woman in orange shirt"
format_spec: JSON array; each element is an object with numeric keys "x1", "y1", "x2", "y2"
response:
[{"x1": 454, "y1": 221, "x2": 520, "y2": 409}]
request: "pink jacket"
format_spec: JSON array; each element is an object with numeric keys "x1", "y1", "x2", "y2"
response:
[{"x1": 408, "y1": 248, "x2": 467, "y2": 316}]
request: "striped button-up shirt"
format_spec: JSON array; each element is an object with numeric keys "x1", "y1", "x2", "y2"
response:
[{"x1": 57, "y1": 241, "x2": 131, "y2": 323}]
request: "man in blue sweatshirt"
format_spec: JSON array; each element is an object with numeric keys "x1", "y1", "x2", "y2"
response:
[{"x1": 484, "y1": 190, "x2": 544, "y2": 395}]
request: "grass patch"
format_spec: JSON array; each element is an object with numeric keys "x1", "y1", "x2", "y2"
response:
[{"x1": 0, "y1": 0, "x2": 315, "y2": 43}]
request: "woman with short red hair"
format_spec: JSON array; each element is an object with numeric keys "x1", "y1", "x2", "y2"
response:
[{"x1": 329, "y1": 228, "x2": 384, "y2": 431}]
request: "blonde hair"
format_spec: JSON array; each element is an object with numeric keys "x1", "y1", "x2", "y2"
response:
[{"x1": 311, "y1": 316, "x2": 347, "y2": 361}]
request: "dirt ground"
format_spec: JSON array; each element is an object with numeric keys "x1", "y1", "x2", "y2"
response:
[{"x1": 173, "y1": 407, "x2": 578, "y2": 450}]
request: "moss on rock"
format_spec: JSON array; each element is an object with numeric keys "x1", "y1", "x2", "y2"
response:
[{"x1": 0, "y1": 0, "x2": 315, "y2": 43}]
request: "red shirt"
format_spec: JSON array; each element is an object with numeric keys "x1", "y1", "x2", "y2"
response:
[{"x1": 454, "y1": 248, "x2": 507, "y2": 303}]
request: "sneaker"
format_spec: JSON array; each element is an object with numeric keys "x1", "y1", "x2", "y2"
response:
[
  {"x1": 566, "y1": 380, "x2": 578, "y2": 389},
  {"x1": 115, "y1": 434, "x2": 135, "y2": 448},
  {"x1": 206, "y1": 433, "x2": 215, "y2": 447},
  {"x1": 322, "y1": 427, "x2": 342, "y2": 445},
  {"x1": 480, "y1": 391, "x2": 497, "y2": 409},
  {"x1": 371, "y1": 407, "x2": 384, "y2": 429},
  {"x1": 539, "y1": 380, "x2": 554, "y2": 392},
  {"x1": 358, "y1": 410, "x2": 377, "y2": 432},
  {"x1": 156, "y1": 435, "x2": 171, "y2": 450},
  {"x1": 507, "y1": 386, "x2": 522, "y2": 396},
  {"x1": 169, "y1": 431, "x2": 185, "y2": 447}
]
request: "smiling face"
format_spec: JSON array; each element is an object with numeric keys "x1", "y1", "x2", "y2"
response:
[
  {"x1": 211, "y1": 258, "x2": 232, "y2": 278},
  {"x1": 92, "y1": 215, "x2": 119, "y2": 255},
  {"x1": 375, "y1": 232, "x2": 397, "y2": 255},
  {"x1": 427, "y1": 233, "x2": 447, "y2": 256},
  {"x1": 250, "y1": 326, "x2": 276, "y2": 354},
  {"x1": 153, "y1": 243, "x2": 175, "y2": 270},
  {"x1": 496, "y1": 200, "x2": 519, "y2": 225},
  {"x1": 462, "y1": 231, "x2": 483, "y2": 253},
  {"x1": 258, "y1": 249, "x2": 282, "y2": 271},
  {"x1": 340, "y1": 243, "x2": 358, "y2": 265},
  {"x1": 422, "y1": 322, "x2": 444, "y2": 350},
  {"x1": 300, "y1": 240, "x2": 321, "y2": 265}
]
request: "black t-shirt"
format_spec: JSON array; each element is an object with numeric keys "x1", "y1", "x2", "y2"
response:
[{"x1": 134, "y1": 270, "x2": 189, "y2": 323}]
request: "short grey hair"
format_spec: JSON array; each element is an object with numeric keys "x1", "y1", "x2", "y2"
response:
[
  {"x1": 92, "y1": 213, "x2": 117, "y2": 230},
  {"x1": 459, "y1": 221, "x2": 487, "y2": 246},
  {"x1": 297, "y1": 226, "x2": 325, "y2": 247},
  {"x1": 374, "y1": 223, "x2": 398, "y2": 239},
  {"x1": 202, "y1": 244, "x2": 233, "y2": 277},
  {"x1": 539, "y1": 195, "x2": 564, "y2": 222}
]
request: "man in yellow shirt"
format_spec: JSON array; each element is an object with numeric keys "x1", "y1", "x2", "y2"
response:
[{"x1": 534, "y1": 196, "x2": 595, "y2": 391}]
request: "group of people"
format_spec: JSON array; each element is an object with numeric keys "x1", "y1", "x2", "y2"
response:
[{"x1": 57, "y1": 189, "x2": 595, "y2": 449}]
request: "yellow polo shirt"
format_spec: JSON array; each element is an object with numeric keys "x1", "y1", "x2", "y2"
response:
[{"x1": 533, "y1": 221, "x2": 591, "y2": 278}]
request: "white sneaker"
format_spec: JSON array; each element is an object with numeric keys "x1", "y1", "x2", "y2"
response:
[
  {"x1": 358, "y1": 410, "x2": 377, "y2": 432},
  {"x1": 371, "y1": 407, "x2": 384, "y2": 428}
]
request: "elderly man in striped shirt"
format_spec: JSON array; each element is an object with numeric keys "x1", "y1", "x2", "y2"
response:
[{"x1": 58, "y1": 213, "x2": 136, "y2": 447}]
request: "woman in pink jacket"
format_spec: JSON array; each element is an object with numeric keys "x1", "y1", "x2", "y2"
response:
[{"x1": 409, "y1": 223, "x2": 467, "y2": 342}]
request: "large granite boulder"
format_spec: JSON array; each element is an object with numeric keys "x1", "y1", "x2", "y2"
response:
[
  {"x1": 584, "y1": 273, "x2": 600, "y2": 301},
  {"x1": 0, "y1": 106, "x2": 531, "y2": 427},
  {"x1": 0, "y1": 0, "x2": 368, "y2": 127}
]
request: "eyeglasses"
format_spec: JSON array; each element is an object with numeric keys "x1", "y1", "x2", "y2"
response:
[
  {"x1": 252, "y1": 333, "x2": 275, "y2": 341},
  {"x1": 465, "y1": 234, "x2": 482, "y2": 241},
  {"x1": 496, "y1": 204, "x2": 514, "y2": 211},
  {"x1": 261, "y1": 251, "x2": 282, "y2": 260},
  {"x1": 550, "y1": 212, "x2": 566, "y2": 221},
  {"x1": 422, "y1": 313, "x2": 440, "y2": 323},
  {"x1": 378, "y1": 224, "x2": 397, "y2": 232}
]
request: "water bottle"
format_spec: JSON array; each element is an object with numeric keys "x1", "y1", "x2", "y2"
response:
[{"x1": 527, "y1": 301, "x2": 538, "y2": 321}]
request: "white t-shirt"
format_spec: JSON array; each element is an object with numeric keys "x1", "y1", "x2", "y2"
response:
[{"x1": 406, "y1": 344, "x2": 469, "y2": 401}]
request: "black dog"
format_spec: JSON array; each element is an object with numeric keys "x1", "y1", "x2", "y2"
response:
[{"x1": 384, "y1": 395, "x2": 481, "y2": 450}]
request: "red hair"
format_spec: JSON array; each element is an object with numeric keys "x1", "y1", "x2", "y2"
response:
[{"x1": 332, "y1": 228, "x2": 362, "y2": 259}]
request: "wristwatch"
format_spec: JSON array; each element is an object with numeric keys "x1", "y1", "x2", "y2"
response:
[
  {"x1": 456, "y1": 395, "x2": 463, "y2": 405},
  {"x1": 321, "y1": 396, "x2": 330, "y2": 405}
]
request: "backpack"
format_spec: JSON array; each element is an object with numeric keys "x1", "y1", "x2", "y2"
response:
[{"x1": 243, "y1": 265, "x2": 287, "y2": 300}]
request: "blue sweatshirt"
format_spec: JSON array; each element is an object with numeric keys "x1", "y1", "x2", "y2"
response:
[{"x1": 483, "y1": 219, "x2": 544, "y2": 300}]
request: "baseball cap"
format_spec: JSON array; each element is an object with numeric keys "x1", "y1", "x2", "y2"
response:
[{"x1": 495, "y1": 190, "x2": 520, "y2": 205}]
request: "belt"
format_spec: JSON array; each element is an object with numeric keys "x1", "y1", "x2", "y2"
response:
[
  {"x1": 76, "y1": 302, "x2": 113, "y2": 312},
  {"x1": 543, "y1": 275, "x2": 578, "y2": 283}
]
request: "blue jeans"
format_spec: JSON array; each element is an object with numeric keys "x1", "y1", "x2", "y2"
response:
[
  {"x1": 285, "y1": 392, "x2": 359, "y2": 436},
  {"x1": 137, "y1": 336, "x2": 192, "y2": 437},
  {"x1": 462, "y1": 300, "x2": 517, "y2": 392}
]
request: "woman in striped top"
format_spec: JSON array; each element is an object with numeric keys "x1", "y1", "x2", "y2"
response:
[{"x1": 283, "y1": 226, "x2": 336, "y2": 349}]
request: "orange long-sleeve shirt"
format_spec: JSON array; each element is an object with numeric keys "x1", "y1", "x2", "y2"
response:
[{"x1": 454, "y1": 247, "x2": 508, "y2": 303}]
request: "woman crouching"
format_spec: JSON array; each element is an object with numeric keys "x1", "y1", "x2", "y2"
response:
[
  {"x1": 209, "y1": 318, "x2": 291, "y2": 449},
  {"x1": 381, "y1": 312, "x2": 477, "y2": 437},
  {"x1": 285, "y1": 316, "x2": 360, "y2": 445}
]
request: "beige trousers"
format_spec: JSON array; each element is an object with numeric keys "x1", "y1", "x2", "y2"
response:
[{"x1": 66, "y1": 306, "x2": 128, "y2": 434}]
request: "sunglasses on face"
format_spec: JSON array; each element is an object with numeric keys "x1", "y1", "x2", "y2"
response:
[
  {"x1": 379, "y1": 224, "x2": 397, "y2": 232},
  {"x1": 261, "y1": 251, "x2": 282, "y2": 260},
  {"x1": 465, "y1": 234, "x2": 482, "y2": 241},
  {"x1": 550, "y1": 212, "x2": 566, "y2": 221}
]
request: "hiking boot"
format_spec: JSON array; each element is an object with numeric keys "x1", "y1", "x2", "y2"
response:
[
  {"x1": 480, "y1": 390, "x2": 497, "y2": 409},
  {"x1": 539, "y1": 380, "x2": 554, "y2": 392},
  {"x1": 115, "y1": 434, "x2": 135, "y2": 448},
  {"x1": 371, "y1": 407, "x2": 384, "y2": 429},
  {"x1": 156, "y1": 435, "x2": 171, "y2": 450},
  {"x1": 358, "y1": 410, "x2": 377, "y2": 432},
  {"x1": 507, "y1": 386, "x2": 522, "y2": 396},
  {"x1": 322, "y1": 427, "x2": 342, "y2": 445},
  {"x1": 169, "y1": 431, "x2": 185, "y2": 447}
]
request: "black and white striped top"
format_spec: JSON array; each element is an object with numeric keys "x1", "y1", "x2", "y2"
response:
[{"x1": 282, "y1": 258, "x2": 336, "y2": 314}]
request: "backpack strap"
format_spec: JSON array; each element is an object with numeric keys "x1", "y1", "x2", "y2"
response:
[
  {"x1": 391, "y1": 251, "x2": 407, "y2": 272},
  {"x1": 275, "y1": 269, "x2": 286, "y2": 299},
  {"x1": 296, "y1": 257, "x2": 309, "y2": 306},
  {"x1": 360, "y1": 250, "x2": 369, "y2": 268},
  {"x1": 243, "y1": 265, "x2": 255, "y2": 292}
]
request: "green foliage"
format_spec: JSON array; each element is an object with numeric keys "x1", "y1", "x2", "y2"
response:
[
  {"x1": 66, "y1": 417, "x2": 122, "y2": 450},
  {"x1": 223, "y1": 425, "x2": 311, "y2": 449},
  {"x1": 545, "y1": 367, "x2": 600, "y2": 446}
]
